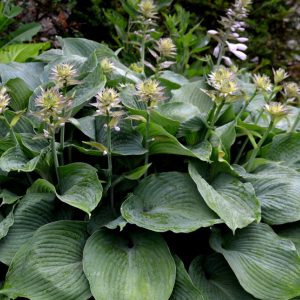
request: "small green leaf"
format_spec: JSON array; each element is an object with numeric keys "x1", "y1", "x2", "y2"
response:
[
  {"x1": 83, "y1": 141, "x2": 107, "y2": 152},
  {"x1": 123, "y1": 163, "x2": 152, "y2": 180},
  {"x1": 10, "y1": 109, "x2": 26, "y2": 128}
]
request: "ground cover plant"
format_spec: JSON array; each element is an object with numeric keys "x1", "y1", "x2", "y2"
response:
[{"x1": 1, "y1": 0, "x2": 300, "y2": 299}]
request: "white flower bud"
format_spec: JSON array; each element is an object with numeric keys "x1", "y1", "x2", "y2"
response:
[
  {"x1": 222, "y1": 56, "x2": 233, "y2": 66},
  {"x1": 114, "y1": 126, "x2": 120, "y2": 131},
  {"x1": 237, "y1": 37, "x2": 249, "y2": 42},
  {"x1": 213, "y1": 45, "x2": 220, "y2": 57},
  {"x1": 103, "y1": 150, "x2": 108, "y2": 155},
  {"x1": 231, "y1": 50, "x2": 247, "y2": 60},
  {"x1": 207, "y1": 30, "x2": 218, "y2": 35}
]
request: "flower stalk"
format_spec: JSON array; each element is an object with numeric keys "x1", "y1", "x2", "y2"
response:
[
  {"x1": 144, "y1": 108, "x2": 151, "y2": 178},
  {"x1": 205, "y1": 99, "x2": 225, "y2": 140},
  {"x1": 106, "y1": 114, "x2": 114, "y2": 210}
]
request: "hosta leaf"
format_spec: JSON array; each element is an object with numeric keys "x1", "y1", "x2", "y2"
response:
[
  {"x1": 88, "y1": 203, "x2": 127, "y2": 234},
  {"x1": 56, "y1": 163, "x2": 102, "y2": 215},
  {"x1": 0, "y1": 189, "x2": 22, "y2": 206},
  {"x1": 69, "y1": 64, "x2": 106, "y2": 116},
  {"x1": 189, "y1": 253, "x2": 256, "y2": 300},
  {"x1": 96, "y1": 117, "x2": 147, "y2": 156},
  {"x1": 83, "y1": 228, "x2": 176, "y2": 300},
  {"x1": 157, "y1": 102, "x2": 200, "y2": 123},
  {"x1": 123, "y1": 163, "x2": 151, "y2": 180},
  {"x1": 33, "y1": 48, "x2": 63, "y2": 62},
  {"x1": 0, "y1": 179, "x2": 57, "y2": 265},
  {"x1": 169, "y1": 254, "x2": 203, "y2": 300},
  {"x1": 176, "y1": 113, "x2": 208, "y2": 138},
  {"x1": 70, "y1": 116, "x2": 96, "y2": 140},
  {"x1": 136, "y1": 122, "x2": 210, "y2": 161},
  {"x1": 19, "y1": 133, "x2": 48, "y2": 156},
  {"x1": 275, "y1": 221, "x2": 300, "y2": 253},
  {"x1": 189, "y1": 161, "x2": 261, "y2": 232},
  {"x1": 0, "y1": 145, "x2": 41, "y2": 172},
  {"x1": 4, "y1": 111, "x2": 34, "y2": 134},
  {"x1": 5, "y1": 78, "x2": 32, "y2": 111},
  {"x1": 58, "y1": 36, "x2": 115, "y2": 58},
  {"x1": 0, "y1": 204, "x2": 16, "y2": 240},
  {"x1": 264, "y1": 132, "x2": 300, "y2": 169},
  {"x1": 0, "y1": 62, "x2": 45, "y2": 91},
  {"x1": 121, "y1": 172, "x2": 223, "y2": 233},
  {"x1": 170, "y1": 79, "x2": 213, "y2": 113},
  {"x1": 245, "y1": 163, "x2": 300, "y2": 224},
  {"x1": 0, "y1": 221, "x2": 91, "y2": 300},
  {"x1": 210, "y1": 223, "x2": 300, "y2": 300},
  {"x1": 0, "y1": 43, "x2": 49, "y2": 63}
]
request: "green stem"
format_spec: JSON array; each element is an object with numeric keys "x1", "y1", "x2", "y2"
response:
[
  {"x1": 59, "y1": 86, "x2": 67, "y2": 166},
  {"x1": 290, "y1": 97, "x2": 300, "y2": 131},
  {"x1": 205, "y1": 100, "x2": 225, "y2": 140},
  {"x1": 234, "y1": 106, "x2": 265, "y2": 164},
  {"x1": 107, "y1": 115, "x2": 114, "y2": 210},
  {"x1": 144, "y1": 111, "x2": 151, "y2": 178},
  {"x1": 246, "y1": 121, "x2": 274, "y2": 173},
  {"x1": 51, "y1": 134, "x2": 60, "y2": 187},
  {"x1": 235, "y1": 91, "x2": 257, "y2": 121},
  {"x1": 141, "y1": 23, "x2": 147, "y2": 74}
]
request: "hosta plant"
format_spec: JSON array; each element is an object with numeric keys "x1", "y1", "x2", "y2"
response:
[{"x1": 1, "y1": 1, "x2": 300, "y2": 300}]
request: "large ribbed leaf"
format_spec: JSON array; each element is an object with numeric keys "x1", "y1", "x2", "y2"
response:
[
  {"x1": 56, "y1": 163, "x2": 103, "y2": 215},
  {"x1": 83, "y1": 228, "x2": 176, "y2": 300},
  {"x1": 189, "y1": 253, "x2": 256, "y2": 300},
  {"x1": 275, "y1": 221, "x2": 300, "y2": 253},
  {"x1": 189, "y1": 161, "x2": 261, "y2": 232},
  {"x1": 210, "y1": 223, "x2": 300, "y2": 300},
  {"x1": 264, "y1": 132, "x2": 300, "y2": 169},
  {"x1": 0, "y1": 62, "x2": 45, "y2": 91},
  {"x1": 245, "y1": 163, "x2": 300, "y2": 224},
  {"x1": 96, "y1": 117, "x2": 147, "y2": 156},
  {"x1": 170, "y1": 79, "x2": 213, "y2": 113},
  {"x1": 0, "y1": 179, "x2": 57, "y2": 265},
  {"x1": 0, "y1": 221, "x2": 91, "y2": 300},
  {"x1": 135, "y1": 122, "x2": 211, "y2": 161},
  {"x1": 169, "y1": 254, "x2": 203, "y2": 300},
  {"x1": 121, "y1": 172, "x2": 223, "y2": 233}
]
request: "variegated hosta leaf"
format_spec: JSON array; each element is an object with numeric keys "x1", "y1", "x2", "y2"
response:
[
  {"x1": 0, "y1": 221, "x2": 91, "y2": 300},
  {"x1": 0, "y1": 179, "x2": 73, "y2": 265},
  {"x1": 189, "y1": 253, "x2": 256, "y2": 300},
  {"x1": 169, "y1": 254, "x2": 203, "y2": 300},
  {"x1": 121, "y1": 172, "x2": 223, "y2": 233},
  {"x1": 210, "y1": 223, "x2": 300, "y2": 300},
  {"x1": 189, "y1": 160, "x2": 261, "y2": 232},
  {"x1": 245, "y1": 163, "x2": 300, "y2": 224},
  {"x1": 83, "y1": 228, "x2": 176, "y2": 300}
]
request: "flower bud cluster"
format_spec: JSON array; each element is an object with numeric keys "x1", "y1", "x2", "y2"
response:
[
  {"x1": 207, "y1": 0, "x2": 252, "y2": 65},
  {"x1": 263, "y1": 102, "x2": 290, "y2": 124},
  {"x1": 146, "y1": 38, "x2": 177, "y2": 74},
  {"x1": 137, "y1": 0, "x2": 158, "y2": 19},
  {"x1": 201, "y1": 67, "x2": 241, "y2": 104},
  {"x1": 31, "y1": 63, "x2": 82, "y2": 139},
  {"x1": 135, "y1": 79, "x2": 167, "y2": 114},
  {"x1": 50, "y1": 63, "x2": 83, "y2": 89},
  {"x1": 0, "y1": 87, "x2": 10, "y2": 114},
  {"x1": 101, "y1": 58, "x2": 115, "y2": 74}
]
